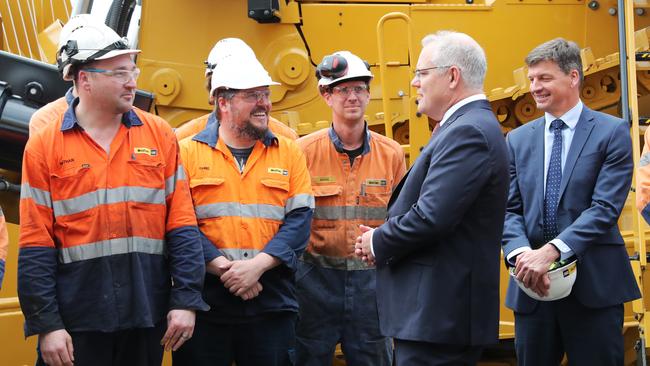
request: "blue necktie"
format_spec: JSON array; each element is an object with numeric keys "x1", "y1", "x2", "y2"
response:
[{"x1": 543, "y1": 119, "x2": 565, "y2": 243}]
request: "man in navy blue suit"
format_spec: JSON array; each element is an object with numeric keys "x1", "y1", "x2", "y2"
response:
[
  {"x1": 355, "y1": 31, "x2": 509, "y2": 365},
  {"x1": 503, "y1": 38, "x2": 640, "y2": 365}
]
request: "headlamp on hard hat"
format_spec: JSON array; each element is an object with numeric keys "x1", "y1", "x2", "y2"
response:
[{"x1": 316, "y1": 51, "x2": 373, "y2": 89}]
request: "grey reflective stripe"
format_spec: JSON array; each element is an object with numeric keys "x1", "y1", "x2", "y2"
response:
[
  {"x1": 59, "y1": 236, "x2": 165, "y2": 264},
  {"x1": 195, "y1": 202, "x2": 284, "y2": 221},
  {"x1": 53, "y1": 186, "x2": 165, "y2": 217},
  {"x1": 221, "y1": 248, "x2": 261, "y2": 261},
  {"x1": 301, "y1": 251, "x2": 374, "y2": 270},
  {"x1": 285, "y1": 193, "x2": 315, "y2": 213},
  {"x1": 21, "y1": 183, "x2": 52, "y2": 208},
  {"x1": 313, "y1": 206, "x2": 386, "y2": 220},
  {"x1": 165, "y1": 165, "x2": 186, "y2": 197}
]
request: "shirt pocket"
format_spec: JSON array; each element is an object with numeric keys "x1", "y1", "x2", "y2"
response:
[
  {"x1": 127, "y1": 158, "x2": 165, "y2": 189},
  {"x1": 50, "y1": 164, "x2": 96, "y2": 216},
  {"x1": 261, "y1": 178, "x2": 290, "y2": 209},
  {"x1": 312, "y1": 185, "x2": 343, "y2": 230},
  {"x1": 360, "y1": 180, "x2": 392, "y2": 207},
  {"x1": 189, "y1": 177, "x2": 226, "y2": 210}
]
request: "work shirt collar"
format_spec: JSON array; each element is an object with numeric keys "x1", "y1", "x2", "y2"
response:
[
  {"x1": 61, "y1": 97, "x2": 143, "y2": 131},
  {"x1": 193, "y1": 112, "x2": 278, "y2": 148},
  {"x1": 328, "y1": 121, "x2": 371, "y2": 155}
]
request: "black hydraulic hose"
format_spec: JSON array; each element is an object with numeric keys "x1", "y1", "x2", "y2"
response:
[
  {"x1": 105, "y1": 0, "x2": 122, "y2": 31},
  {"x1": 116, "y1": 0, "x2": 136, "y2": 37},
  {"x1": 0, "y1": 178, "x2": 20, "y2": 193},
  {"x1": 617, "y1": 0, "x2": 630, "y2": 124}
]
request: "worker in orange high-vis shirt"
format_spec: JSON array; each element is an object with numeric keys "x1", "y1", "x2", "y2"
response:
[
  {"x1": 174, "y1": 38, "x2": 298, "y2": 141},
  {"x1": 18, "y1": 16, "x2": 208, "y2": 366},
  {"x1": 28, "y1": 14, "x2": 96, "y2": 138},
  {"x1": 172, "y1": 38, "x2": 313, "y2": 366},
  {"x1": 0, "y1": 205, "x2": 7, "y2": 288},
  {"x1": 295, "y1": 51, "x2": 406, "y2": 366}
]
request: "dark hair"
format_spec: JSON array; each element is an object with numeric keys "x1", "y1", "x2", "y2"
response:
[
  {"x1": 215, "y1": 88, "x2": 238, "y2": 119},
  {"x1": 526, "y1": 38, "x2": 583, "y2": 83}
]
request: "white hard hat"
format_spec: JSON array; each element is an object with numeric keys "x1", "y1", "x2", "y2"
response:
[
  {"x1": 209, "y1": 42, "x2": 279, "y2": 95},
  {"x1": 510, "y1": 258, "x2": 577, "y2": 301},
  {"x1": 316, "y1": 51, "x2": 373, "y2": 87},
  {"x1": 57, "y1": 17, "x2": 140, "y2": 81},
  {"x1": 205, "y1": 38, "x2": 256, "y2": 76}
]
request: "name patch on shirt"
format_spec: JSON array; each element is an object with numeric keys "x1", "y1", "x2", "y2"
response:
[
  {"x1": 134, "y1": 147, "x2": 158, "y2": 156},
  {"x1": 365, "y1": 179, "x2": 387, "y2": 187},
  {"x1": 268, "y1": 167, "x2": 289, "y2": 176},
  {"x1": 313, "y1": 176, "x2": 336, "y2": 184}
]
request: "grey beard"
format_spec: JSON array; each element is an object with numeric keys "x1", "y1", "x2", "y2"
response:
[{"x1": 236, "y1": 120, "x2": 267, "y2": 140}]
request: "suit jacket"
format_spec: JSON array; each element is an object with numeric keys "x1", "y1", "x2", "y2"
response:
[
  {"x1": 372, "y1": 99, "x2": 509, "y2": 346},
  {"x1": 502, "y1": 106, "x2": 640, "y2": 313}
]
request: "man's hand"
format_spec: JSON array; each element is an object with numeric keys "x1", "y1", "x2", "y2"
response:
[
  {"x1": 239, "y1": 281, "x2": 264, "y2": 301},
  {"x1": 221, "y1": 253, "x2": 278, "y2": 296},
  {"x1": 354, "y1": 225, "x2": 375, "y2": 265},
  {"x1": 514, "y1": 243, "x2": 560, "y2": 297},
  {"x1": 39, "y1": 329, "x2": 74, "y2": 366},
  {"x1": 206, "y1": 256, "x2": 232, "y2": 277},
  {"x1": 161, "y1": 309, "x2": 196, "y2": 351}
]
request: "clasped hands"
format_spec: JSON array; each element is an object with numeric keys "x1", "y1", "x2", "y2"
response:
[
  {"x1": 207, "y1": 255, "x2": 264, "y2": 301},
  {"x1": 354, "y1": 225, "x2": 376, "y2": 265},
  {"x1": 513, "y1": 243, "x2": 560, "y2": 298}
]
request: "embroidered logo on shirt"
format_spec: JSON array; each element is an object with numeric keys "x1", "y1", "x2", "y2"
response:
[
  {"x1": 59, "y1": 158, "x2": 75, "y2": 166},
  {"x1": 134, "y1": 147, "x2": 158, "y2": 156},
  {"x1": 313, "y1": 176, "x2": 336, "y2": 184},
  {"x1": 268, "y1": 167, "x2": 289, "y2": 176},
  {"x1": 365, "y1": 179, "x2": 387, "y2": 187}
]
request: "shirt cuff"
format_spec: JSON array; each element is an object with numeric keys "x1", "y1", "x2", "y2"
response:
[
  {"x1": 506, "y1": 246, "x2": 531, "y2": 266},
  {"x1": 370, "y1": 229, "x2": 375, "y2": 257},
  {"x1": 549, "y1": 239, "x2": 574, "y2": 260}
]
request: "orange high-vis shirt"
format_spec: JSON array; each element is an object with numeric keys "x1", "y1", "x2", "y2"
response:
[
  {"x1": 180, "y1": 123, "x2": 312, "y2": 260},
  {"x1": 0, "y1": 206, "x2": 8, "y2": 278},
  {"x1": 175, "y1": 112, "x2": 298, "y2": 141},
  {"x1": 19, "y1": 102, "x2": 207, "y2": 336},
  {"x1": 297, "y1": 126, "x2": 406, "y2": 269}
]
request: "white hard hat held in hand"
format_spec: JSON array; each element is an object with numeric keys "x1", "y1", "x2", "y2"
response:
[
  {"x1": 510, "y1": 258, "x2": 578, "y2": 301},
  {"x1": 56, "y1": 15, "x2": 140, "y2": 81}
]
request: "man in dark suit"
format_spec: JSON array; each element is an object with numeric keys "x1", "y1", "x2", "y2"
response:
[
  {"x1": 503, "y1": 38, "x2": 640, "y2": 365},
  {"x1": 354, "y1": 31, "x2": 509, "y2": 365}
]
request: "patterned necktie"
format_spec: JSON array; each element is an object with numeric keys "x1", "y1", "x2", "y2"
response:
[{"x1": 543, "y1": 119, "x2": 565, "y2": 243}]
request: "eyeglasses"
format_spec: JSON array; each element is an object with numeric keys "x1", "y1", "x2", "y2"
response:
[
  {"x1": 83, "y1": 67, "x2": 141, "y2": 83},
  {"x1": 235, "y1": 90, "x2": 271, "y2": 103},
  {"x1": 413, "y1": 65, "x2": 451, "y2": 80},
  {"x1": 331, "y1": 85, "x2": 369, "y2": 96}
]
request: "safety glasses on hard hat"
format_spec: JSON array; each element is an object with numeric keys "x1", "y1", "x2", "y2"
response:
[{"x1": 83, "y1": 67, "x2": 141, "y2": 83}]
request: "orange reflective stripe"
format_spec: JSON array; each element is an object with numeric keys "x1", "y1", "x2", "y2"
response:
[{"x1": 297, "y1": 128, "x2": 406, "y2": 259}]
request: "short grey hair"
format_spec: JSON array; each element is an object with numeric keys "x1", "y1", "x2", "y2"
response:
[
  {"x1": 525, "y1": 38, "x2": 583, "y2": 83},
  {"x1": 421, "y1": 31, "x2": 487, "y2": 90}
]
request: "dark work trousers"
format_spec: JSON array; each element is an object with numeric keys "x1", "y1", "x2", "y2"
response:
[
  {"x1": 172, "y1": 312, "x2": 297, "y2": 366},
  {"x1": 393, "y1": 339, "x2": 483, "y2": 366},
  {"x1": 36, "y1": 322, "x2": 165, "y2": 366},
  {"x1": 514, "y1": 293, "x2": 624, "y2": 366}
]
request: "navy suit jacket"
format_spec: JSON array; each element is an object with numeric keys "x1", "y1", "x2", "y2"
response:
[
  {"x1": 503, "y1": 106, "x2": 640, "y2": 313},
  {"x1": 372, "y1": 99, "x2": 509, "y2": 346}
]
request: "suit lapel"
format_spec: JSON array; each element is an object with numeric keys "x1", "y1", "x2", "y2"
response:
[
  {"x1": 559, "y1": 108, "x2": 595, "y2": 199},
  {"x1": 531, "y1": 118, "x2": 545, "y2": 220}
]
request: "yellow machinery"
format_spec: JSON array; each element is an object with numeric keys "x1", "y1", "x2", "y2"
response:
[{"x1": 3, "y1": 0, "x2": 650, "y2": 365}]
